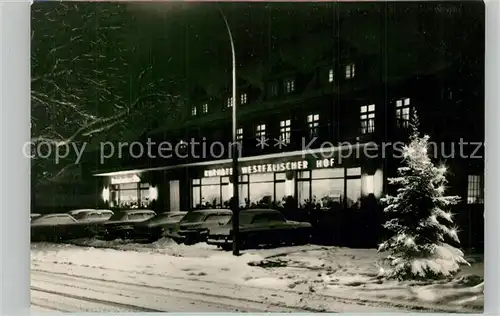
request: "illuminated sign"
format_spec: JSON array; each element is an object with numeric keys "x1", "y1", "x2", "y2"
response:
[
  {"x1": 111, "y1": 174, "x2": 141, "y2": 184},
  {"x1": 203, "y1": 158, "x2": 336, "y2": 178}
]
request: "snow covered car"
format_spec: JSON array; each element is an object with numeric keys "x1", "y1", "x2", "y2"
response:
[
  {"x1": 100, "y1": 209, "x2": 156, "y2": 240},
  {"x1": 31, "y1": 213, "x2": 96, "y2": 242},
  {"x1": 165, "y1": 209, "x2": 232, "y2": 245},
  {"x1": 207, "y1": 209, "x2": 312, "y2": 250},
  {"x1": 30, "y1": 213, "x2": 42, "y2": 221},
  {"x1": 72, "y1": 209, "x2": 114, "y2": 223},
  {"x1": 67, "y1": 209, "x2": 97, "y2": 217},
  {"x1": 133, "y1": 211, "x2": 187, "y2": 242}
]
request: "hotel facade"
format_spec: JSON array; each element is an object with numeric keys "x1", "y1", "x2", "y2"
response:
[{"x1": 91, "y1": 39, "x2": 484, "y2": 249}]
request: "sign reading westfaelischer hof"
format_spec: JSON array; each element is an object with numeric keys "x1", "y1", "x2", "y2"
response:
[{"x1": 203, "y1": 158, "x2": 336, "y2": 177}]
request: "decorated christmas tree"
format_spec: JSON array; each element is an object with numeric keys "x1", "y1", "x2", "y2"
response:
[{"x1": 378, "y1": 113, "x2": 469, "y2": 280}]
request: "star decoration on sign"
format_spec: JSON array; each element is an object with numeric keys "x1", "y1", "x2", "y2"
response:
[
  {"x1": 256, "y1": 136, "x2": 269, "y2": 149},
  {"x1": 274, "y1": 137, "x2": 288, "y2": 149}
]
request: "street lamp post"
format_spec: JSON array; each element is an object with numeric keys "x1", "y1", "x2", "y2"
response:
[{"x1": 220, "y1": 9, "x2": 240, "y2": 256}]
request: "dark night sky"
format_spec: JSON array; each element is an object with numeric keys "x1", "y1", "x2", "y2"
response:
[
  {"x1": 123, "y1": 2, "x2": 484, "y2": 95},
  {"x1": 32, "y1": 1, "x2": 484, "y2": 98}
]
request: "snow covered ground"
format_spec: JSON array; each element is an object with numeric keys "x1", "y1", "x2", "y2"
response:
[{"x1": 31, "y1": 239, "x2": 483, "y2": 312}]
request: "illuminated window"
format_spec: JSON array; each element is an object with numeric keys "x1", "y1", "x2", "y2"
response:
[
  {"x1": 240, "y1": 93, "x2": 248, "y2": 105},
  {"x1": 307, "y1": 114, "x2": 320, "y2": 138},
  {"x1": 396, "y1": 98, "x2": 411, "y2": 128},
  {"x1": 226, "y1": 97, "x2": 234, "y2": 108},
  {"x1": 345, "y1": 63, "x2": 355, "y2": 79},
  {"x1": 202, "y1": 103, "x2": 208, "y2": 113},
  {"x1": 191, "y1": 106, "x2": 197, "y2": 116},
  {"x1": 328, "y1": 68, "x2": 334, "y2": 83},
  {"x1": 256, "y1": 124, "x2": 266, "y2": 139},
  {"x1": 360, "y1": 104, "x2": 375, "y2": 134},
  {"x1": 237, "y1": 127, "x2": 243, "y2": 141},
  {"x1": 467, "y1": 175, "x2": 483, "y2": 204},
  {"x1": 284, "y1": 78, "x2": 295, "y2": 94},
  {"x1": 280, "y1": 119, "x2": 291, "y2": 144}
]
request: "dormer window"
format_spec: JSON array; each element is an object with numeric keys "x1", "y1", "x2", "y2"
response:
[
  {"x1": 240, "y1": 93, "x2": 248, "y2": 105},
  {"x1": 226, "y1": 97, "x2": 234, "y2": 108},
  {"x1": 328, "y1": 68, "x2": 334, "y2": 83},
  {"x1": 191, "y1": 106, "x2": 197, "y2": 116},
  {"x1": 345, "y1": 63, "x2": 355, "y2": 79},
  {"x1": 284, "y1": 78, "x2": 295, "y2": 94},
  {"x1": 202, "y1": 103, "x2": 208, "y2": 113}
]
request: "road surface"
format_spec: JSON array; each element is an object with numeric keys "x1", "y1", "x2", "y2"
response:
[{"x1": 31, "y1": 270, "x2": 309, "y2": 312}]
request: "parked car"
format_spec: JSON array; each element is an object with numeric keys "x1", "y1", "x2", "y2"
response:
[
  {"x1": 133, "y1": 212, "x2": 187, "y2": 242},
  {"x1": 30, "y1": 213, "x2": 42, "y2": 221},
  {"x1": 73, "y1": 209, "x2": 114, "y2": 223},
  {"x1": 100, "y1": 209, "x2": 156, "y2": 240},
  {"x1": 166, "y1": 209, "x2": 233, "y2": 245},
  {"x1": 67, "y1": 209, "x2": 96, "y2": 217},
  {"x1": 31, "y1": 213, "x2": 96, "y2": 242},
  {"x1": 207, "y1": 209, "x2": 312, "y2": 250}
]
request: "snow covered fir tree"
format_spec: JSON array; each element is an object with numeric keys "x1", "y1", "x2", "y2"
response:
[{"x1": 378, "y1": 114, "x2": 469, "y2": 281}]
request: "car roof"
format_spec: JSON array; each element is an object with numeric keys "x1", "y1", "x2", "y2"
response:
[
  {"x1": 239, "y1": 209, "x2": 284, "y2": 217},
  {"x1": 93, "y1": 209, "x2": 113, "y2": 213},
  {"x1": 68, "y1": 209, "x2": 95, "y2": 214},
  {"x1": 121, "y1": 209, "x2": 155, "y2": 214},
  {"x1": 191, "y1": 209, "x2": 232, "y2": 215},
  {"x1": 241, "y1": 208, "x2": 281, "y2": 214}
]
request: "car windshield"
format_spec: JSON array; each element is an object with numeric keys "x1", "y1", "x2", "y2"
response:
[
  {"x1": 228, "y1": 211, "x2": 285, "y2": 225},
  {"x1": 180, "y1": 212, "x2": 206, "y2": 223},
  {"x1": 151, "y1": 213, "x2": 185, "y2": 223},
  {"x1": 73, "y1": 212, "x2": 90, "y2": 220},
  {"x1": 108, "y1": 212, "x2": 128, "y2": 221},
  {"x1": 204, "y1": 214, "x2": 232, "y2": 224},
  {"x1": 32, "y1": 215, "x2": 76, "y2": 225},
  {"x1": 228, "y1": 212, "x2": 253, "y2": 225}
]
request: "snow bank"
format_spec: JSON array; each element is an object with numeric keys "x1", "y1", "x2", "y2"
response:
[{"x1": 31, "y1": 242, "x2": 483, "y2": 312}]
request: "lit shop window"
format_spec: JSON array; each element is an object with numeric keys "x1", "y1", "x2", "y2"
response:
[
  {"x1": 345, "y1": 63, "x2": 355, "y2": 79},
  {"x1": 226, "y1": 97, "x2": 234, "y2": 108},
  {"x1": 360, "y1": 104, "x2": 375, "y2": 134},
  {"x1": 256, "y1": 124, "x2": 266, "y2": 139},
  {"x1": 296, "y1": 168, "x2": 362, "y2": 209},
  {"x1": 467, "y1": 175, "x2": 484, "y2": 204},
  {"x1": 240, "y1": 93, "x2": 248, "y2": 105},
  {"x1": 307, "y1": 114, "x2": 320, "y2": 138},
  {"x1": 202, "y1": 103, "x2": 208, "y2": 113},
  {"x1": 191, "y1": 106, "x2": 197, "y2": 116},
  {"x1": 328, "y1": 68, "x2": 334, "y2": 83},
  {"x1": 284, "y1": 78, "x2": 295, "y2": 94},
  {"x1": 396, "y1": 98, "x2": 411, "y2": 128},
  {"x1": 280, "y1": 119, "x2": 291, "y2": 144}
]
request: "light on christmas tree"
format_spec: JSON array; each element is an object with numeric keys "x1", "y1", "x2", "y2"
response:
[
  {"x1": 437, "y1": 185, "x2": 445, "y2": 194},
  {"x1": 429, "y1": 214, "x2": 438, "y2": 225},
  {"x1": 405, "y1": 237, "x2": 415, "y2": 247},
  {"x1": 437, "y1": 165, "x2": 447, "y2": 174},
  {"x1": 443, "y1": 211, "x2": 453, "y2": 221}
]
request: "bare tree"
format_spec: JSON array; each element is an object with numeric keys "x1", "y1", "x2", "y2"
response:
[{"x1": 31, "y1": 2, "x2": 179, "y2": 185}]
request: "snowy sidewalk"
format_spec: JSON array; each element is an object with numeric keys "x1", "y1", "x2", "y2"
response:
[{"x1": 31, "y1": 240, "x2": 483, "y2": 312}]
